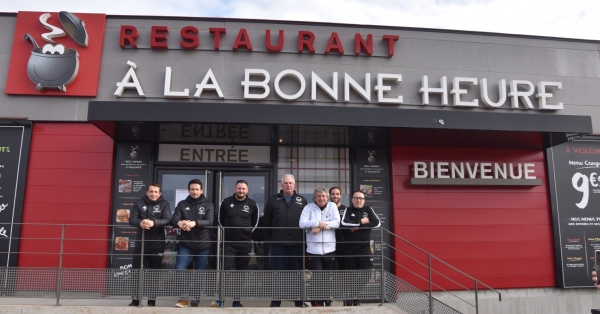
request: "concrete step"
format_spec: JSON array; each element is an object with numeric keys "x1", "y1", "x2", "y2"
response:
[{"x1": 0, "y1": 299, "x2": 400, "y2": 313}]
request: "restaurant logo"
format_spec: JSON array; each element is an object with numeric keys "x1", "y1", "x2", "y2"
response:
[{"x1": 6, "y1": 11, "x2": 106, "y2": 96}]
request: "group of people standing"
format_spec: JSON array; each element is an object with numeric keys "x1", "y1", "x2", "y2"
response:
[{"x1": 126, "y1": 174, "x2": 379, "y2": 308}]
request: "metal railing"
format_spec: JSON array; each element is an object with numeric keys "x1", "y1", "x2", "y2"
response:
[{"x1": 0, "y1": 223, "x2": 501, "y2": 313}]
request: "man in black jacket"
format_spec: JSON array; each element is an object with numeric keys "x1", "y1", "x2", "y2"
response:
[
  {"x1": 212, "y1": 179, "x2": 259, "y2": 308},
  {"x1": 171, "y1": 179, "x2": 215, "y2": 308},
  {"x1": 128, "y1": 183, "x2": 172, "y2": 307},
  {"x1": 340, "y1": 189, "x2": 381, "y2": 306},
  {"x1": 261, "y1": 174, "x2": 307, "y2": 307}
]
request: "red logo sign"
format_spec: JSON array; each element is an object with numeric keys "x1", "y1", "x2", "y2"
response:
[{"x1": 6, "y1": 11, "x2": 105, "y2": 96}]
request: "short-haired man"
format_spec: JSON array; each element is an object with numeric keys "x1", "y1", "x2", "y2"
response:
[
  {"x1": 261, "y1": 174, "x2": 308, "y2": 307},
  {"x1": 171, "y1": 179, "x2": 214, "y2": 308},
  {"x1": 299, "y1": 186, "x2": 340, "y2": 307},
  {"x1": 328, "y1": 186, "x2": 346, "y2": 307},
  {"x1": 340, "y1": 189, "x2": 380, "y2": 306},
  {"x1": 211, "y1": 180, "x2": 259, "y2": 308},
  {"x1": 128, "y1": 183, "x2": 172, "y2": 307}
]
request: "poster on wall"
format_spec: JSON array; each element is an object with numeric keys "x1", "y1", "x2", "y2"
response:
[
  {"x1": 109, "y1": 143, "x2": 153, "y2": 270},
  {"x1": 354, "y1": 148, "x2": 392, "y2": 273},
  {"x1": 0, "y1": 124, "x2": 31, "y2": 269},
  {"x1": 548, "y1": 140, "x2": 600, "y2": 288}
]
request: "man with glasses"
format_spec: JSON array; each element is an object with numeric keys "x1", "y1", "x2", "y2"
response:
[{"x1": 340, "y1": 190, "x2": 380, "y2": 306}]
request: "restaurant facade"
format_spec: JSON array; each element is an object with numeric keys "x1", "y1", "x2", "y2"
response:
[{"x1": 1, "y1": 10, "x2": 600, "y2": 312}]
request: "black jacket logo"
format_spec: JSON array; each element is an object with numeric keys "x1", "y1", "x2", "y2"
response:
[
  {"x1": 198, "y1": 207, "x2": 205, "y2": 215},
  {"x1": 242, "y1": 205, "x2": 250, "y2": 213}
]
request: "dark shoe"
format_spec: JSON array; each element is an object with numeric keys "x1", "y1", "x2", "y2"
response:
[
  {"x1": 352, "y1": 300, "x2": 361, "y2": 306},
  {"x1": 312, "y1": 301, "x2": 324, "y2": 307},
  {"x1": 271, "y1": 300, "x2": 282, "y2": 307},
  {"x1": 343, "y1": 300, "x2": 352, "y2": 306},
  {"x1": 147, "y1": 300, "x2": 155, "y2": 307},
  {"x1": 190, "y1": 300, "x2": 199, "y2": 307},
  {"x1": 325, "y1": 300, "x2": 332, "y2": 306},
  {"x1": 294, "y1": 301, "x2": 305, "y2": 307},
  {"x1": 232, "y1": 301, "x2": 243, "y2": 307},
  {"x1": 128, "y1": 300, "x2": 139, "y2": 306}
]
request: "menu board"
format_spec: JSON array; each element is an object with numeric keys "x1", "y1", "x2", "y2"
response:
[
  {"x1": 354, "y1": 148, "x2": 392, "y2": 272},
  {"x1": 0, "y1": 124, "x2": 31, "y2": 268},
  {"x1": 109, "y1": 143, "x2": 153, "y2": 270},
  {"x1": 548, "y1": 140, "x2": 600, "y2": 287}
]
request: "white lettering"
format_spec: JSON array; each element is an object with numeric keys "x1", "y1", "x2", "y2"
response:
[
  {"x1": 524, "y1": 163, "x2": 536, "y2": 179},
  {"x1": 194, "y1": 68, "x2": 224, "y2": 99},
  {"x1": 536, "y1": 81, "x2": 563, "y2": 110},
  {"x1": 114, "y1": 61, "x2": 145, "y2": 97},
  {"x1": 374, "y1": 73, "x2": 403, "y2": 104},
  {"x1": 241, "y1": 69, "x2": 270, "y2": 99},
  {"x1": 414, "y1": 162, "x2": 428, "y2": 178},
  {"x1": 480, "y1": 78, "x2": 507, "y2": 108},
  {"x1": 311, "y1": 72, "x2": 338, "y2": 101},
  {"x1": 344, "y1": 73, "x2": 371, "y2": 102},
  {"x1": 164, "y1": 67, "x2": 190, "y2": 98},
  {"x1": 480, "y1": 162, "x2": 492, "y2": 179},
  {"x1": 274, "y1": 69, "x2": 306, "y2": 100},
  {"x1": 420, "y1": 76, "x2": 448, "y2": 105},
  {"x1": 450, "y1": 77, "x2": 478, "y2": 107},
  {"x1": 509, "y1": 80, "x2": 535, "y2": 109}
]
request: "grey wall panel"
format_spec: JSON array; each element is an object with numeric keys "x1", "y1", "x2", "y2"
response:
[{"x1": 2, "y1": 15, "x2": 600, "y2": 131}]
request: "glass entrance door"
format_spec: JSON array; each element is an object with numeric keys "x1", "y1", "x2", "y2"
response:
[{"x1": 157, "y1": 168, "x2": 270, "y2": 269}]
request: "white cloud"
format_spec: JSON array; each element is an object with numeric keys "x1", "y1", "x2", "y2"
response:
[{"x1": 3, "y1": 0, "x2": 600, "y2": 40}]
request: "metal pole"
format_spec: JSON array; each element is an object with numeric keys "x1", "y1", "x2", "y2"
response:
[
  {"x1": 475, "y1": 280, "x2": 479, "y2": 314},
  {"x1": 379, "y1": 227, "x2": 386, "y2": 305},
  {"x1": 428, "y1": 254, "x2": 433, "y2": 314},
  {"x1": 55, "y1": 224, "x2": 65, "y2": 306},
  {"x1": 138, "y1": 229, "x2": 145, "y2": 304},
  {"x1": 302, "y1": 229, "x2": 306, "y2": 308}
]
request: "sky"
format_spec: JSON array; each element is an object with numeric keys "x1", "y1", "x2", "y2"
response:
[{"x1": 2, "y1": 0, "x2": 600, "y2": 41}]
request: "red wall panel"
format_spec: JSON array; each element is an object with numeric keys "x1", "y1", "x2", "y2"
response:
[
  {"x1": 391, "y1": 146, "x2": 555, "y2": 290},
  {"x1": 18, "y1": 123, "x2": 113, "y2": 268}
]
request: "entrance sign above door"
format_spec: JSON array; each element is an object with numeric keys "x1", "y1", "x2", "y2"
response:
[{"x1": 158, "y1": 144, "x2": 270, "y2": 164}]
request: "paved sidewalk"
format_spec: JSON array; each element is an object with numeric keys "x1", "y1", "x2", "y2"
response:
[{"x1": 0, "y1": 298, "x2": 398, "y2": 313}]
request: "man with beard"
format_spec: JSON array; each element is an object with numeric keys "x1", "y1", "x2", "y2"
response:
[
  {"x1": 328, "y1": 186, "x2": 346, "y2": 306},
  {"x1": 340, "y1": 190, "x2": 380, "y2": 306},
  {"x1": 128, "y1": 183, "x2": 172, "y2": 307},
  {"x1": 261, "y1": 174, "x2": 307, "y2": 307},
  {"x1": 299, "y1": 186, "x2": 340, "y2": 307},
  {"x1": 171, "y1": 179, "x2": 215, "y2": 308},
  {"x1": 211, "y1": 180, "x2": 259, "y2": 308}
]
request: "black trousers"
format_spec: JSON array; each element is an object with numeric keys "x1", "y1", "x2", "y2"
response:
[
  {"x1": 307, "y1": 252, "x2": 335, "y2": 304},
  {"x1": 342, "y1": 247, "x2": 372, "y2": 303},
  {"x1": 223, "y1": 242, "x2": 252, "y2": 270},
  {"x1": 131, "y1": 246, "x2": 164, "y2": 300},
  {"x1": 343, "y1": 248, "x2": 371, "y2": 270}
]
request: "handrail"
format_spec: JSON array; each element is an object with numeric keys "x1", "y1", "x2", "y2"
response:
[
  {"x1": 383, "y1": 227, "x2": 502, "y2": 299},
  {"x1": 0, "y1": 222, "x2": 502, "y2": 313}
]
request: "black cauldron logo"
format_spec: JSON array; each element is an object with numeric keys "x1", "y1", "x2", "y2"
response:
[{"x1": 24, "y1": 11, "x2": 88, "y2": 92}]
